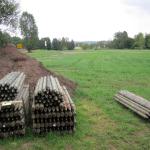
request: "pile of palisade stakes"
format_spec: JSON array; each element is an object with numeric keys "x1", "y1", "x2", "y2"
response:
[
  {"x1": 115, "y1": 90, "x2": 150, "y2": 119},
  {"x1": 32, "y1": 76, "x2": 76, "y2": 134},
  {"x1": 0, "y1": 72, "x2": 76, "y2": 138},
  {"x1": 0, "y1": 72, "x2": 29, "y2": 138}
]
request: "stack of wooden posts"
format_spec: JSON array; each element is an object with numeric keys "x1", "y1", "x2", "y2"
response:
[
  {"x1": 0, "y1": 72, "x2": 29, "y2": 138},
  {"x1": 32, "y1": 76, "x2": 76, "y2": 134},
  {"x1": 0, "y1": 72, "x2": 25, "y2": 101},
  {"x1": 115, "y1": 90, "x2": 150, "y2": 119}
]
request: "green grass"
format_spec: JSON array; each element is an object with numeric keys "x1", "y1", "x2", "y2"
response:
[{"x1": 1, "y1": 49, "x2": 150, "y2": 150}]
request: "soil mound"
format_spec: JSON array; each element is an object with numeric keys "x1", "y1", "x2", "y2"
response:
[{"x1": 0, "y1": 45, "x2": 77, "y2": 95}]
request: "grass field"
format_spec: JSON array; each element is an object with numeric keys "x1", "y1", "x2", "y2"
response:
[{"x1": 1, "y1": 49, "x2": 150, "y2": 150}]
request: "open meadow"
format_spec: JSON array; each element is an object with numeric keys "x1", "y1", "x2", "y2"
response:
[{"x1": 1, "y1": 49, "x2": 150, "y2": 150}]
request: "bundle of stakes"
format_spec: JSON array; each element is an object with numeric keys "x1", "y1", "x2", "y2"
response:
[
  {"x1": 115, "y1": 90, "x2": 150, "y2": 119},
  {"x1": 32, "y1": 76, "x2": 76, "y2": 134},
  {"x1": 0, "y1": 84, "x2": 29, "y2": 138},
  {"x1": 0, "y1": 72, "x2": 26, "y2": 101},
  {"x1": 34, "y1": 76, "x2": 63, "y2": 107}
]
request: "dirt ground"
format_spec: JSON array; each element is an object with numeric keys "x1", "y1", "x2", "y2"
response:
[{"x1": 0, "y1": 44, "x2": 77, "y2": 94}]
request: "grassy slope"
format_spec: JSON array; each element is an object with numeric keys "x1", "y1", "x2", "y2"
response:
[{"x1": 1, "y1": 49, "x2": 150, "y2": 150}]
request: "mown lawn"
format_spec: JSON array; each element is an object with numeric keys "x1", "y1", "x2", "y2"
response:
[{"x1": 1, "y1": 49, "x2": 150, "y2": 150}]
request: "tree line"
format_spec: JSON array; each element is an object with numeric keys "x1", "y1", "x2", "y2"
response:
[
  {"x1": 78, "y1": 31, "x2": 150, "y2": 50},
  {"x1": 0, "y1": 33, "x2": 75, "y2": 51},
  {"x1": 1, "y1": 1, "x2": 150, "y2": 51},
  {"x1": 39, "y1": 37, "x2": 75, "y2": 50},
  {"x1": 110, "y1": 31, "x2": 150, "y2": 49}
]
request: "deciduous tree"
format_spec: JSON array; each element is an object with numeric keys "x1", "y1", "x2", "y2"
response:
[
  {"x1": 0, "y1": 30, "x2": 11, "y2": 47},
  {"x1": 134, "y1": 33, "x2": 145, "y2": 49},
  {"x1": 113, "y1": 31, "x2": 129, "y2": 49},
  {"x1": 0, "y1": 0, "x2": 19, "y2": 28},
  {"x1": 20, "y1": 11, "x2": 39, "y2": 52},
  {"x1": 39, "y1": 37, "x2": 51, "y2": 50},
  {"x1": 145, "y1": 34, "x2": 150, "y2": 49},
  {"x1": 11, "y1": 36, "x2": 22, "y2": 45}
]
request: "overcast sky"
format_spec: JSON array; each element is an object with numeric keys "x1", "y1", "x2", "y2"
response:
[{"x1": 20, "y1": 0, "x2": 150, "y2": 41}]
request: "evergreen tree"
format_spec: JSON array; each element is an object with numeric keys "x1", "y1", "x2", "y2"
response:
[
  {"x1": 61, "y1": 37, "x2": 68, "y2": 50},
  {"x1": 67, "y1": 40, "x2": 75, "y2": 50},
  {"x1": 52, "y1": 38, "x2": 61, "y2": 50}
]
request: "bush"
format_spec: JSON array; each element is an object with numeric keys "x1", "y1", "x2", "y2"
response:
[{"x1": 0, "y1": 30, "x2": 11, "y2": 48}]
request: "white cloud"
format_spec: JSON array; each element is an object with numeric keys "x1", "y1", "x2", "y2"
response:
[
  {"x1": 20, "y1": 0, "x2": 150, "y2": 41},
  {"x1": 123, "y1": 0, "x2": 150, "y2": 13}
]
